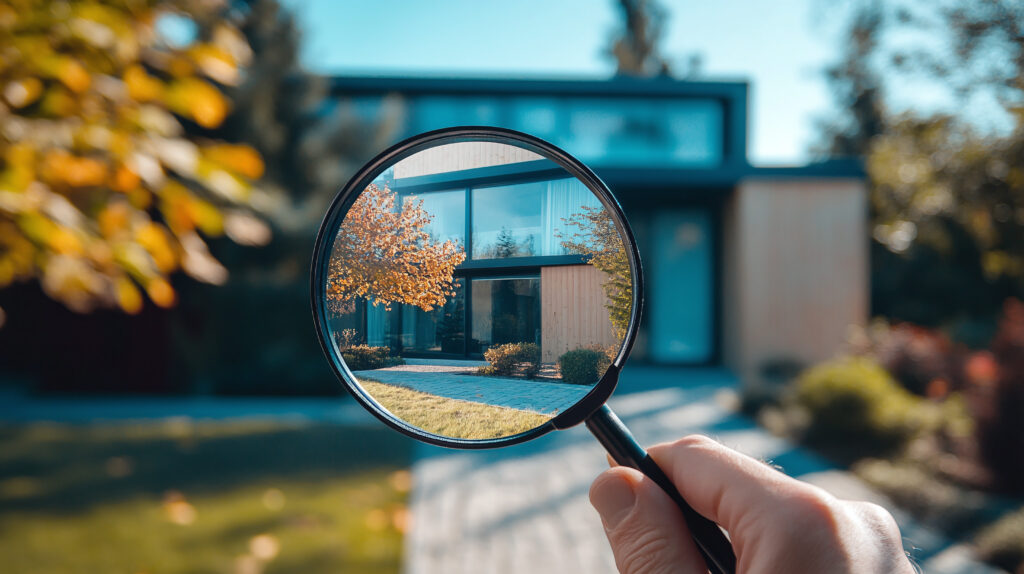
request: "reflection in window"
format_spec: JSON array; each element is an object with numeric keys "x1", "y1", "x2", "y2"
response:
[
  {"x1": 401, "y1": 189, "x2": 465, "y2": 247},
  {"x1": 470, "y1": 277, "x2": 540, "y2": 353},
  {"x1": 401, "y1": 280, "x2": 465, "y2": 353},
  {"x1": 471, "y1": 177, "x2": 601, "y2": 259}
]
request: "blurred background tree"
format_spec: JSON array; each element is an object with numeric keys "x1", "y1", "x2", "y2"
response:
[
  {"x1": 0, "y1": 0, "x2": 265, "y2": 317},
  {"x1": 0, "y1": 0, "x2": 391, "y2": 393},
  {"x1": 606, "y1": 0, "x2": 702, "y2": 79},
  {"x1": 168, "y1": 0, "x2": 394, "y2": 395},
  {"x1": 820, "y1": 0, "x2": 1024, "y2": 346}
]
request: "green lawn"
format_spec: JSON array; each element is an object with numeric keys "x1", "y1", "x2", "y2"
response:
[
  {"x1": 0, "y1": 418, "x2": 412, "y2": 574},
  {"x1": 361, "y1": 380, "x2": 553, "y2": 440}
]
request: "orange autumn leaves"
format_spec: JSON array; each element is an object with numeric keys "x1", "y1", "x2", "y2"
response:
[
  {"x1": 327, "y1": 184, "x2": 465, "y2": 314},
  {"x1": 0, "y1": 0, "x2": 268, "y2": 314}
]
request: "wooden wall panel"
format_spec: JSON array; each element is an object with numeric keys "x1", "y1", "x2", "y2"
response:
[
  {"x1": 394, "y1": 142, "x2": 544, "y2": 179},
  {"x1": 540, "y1": 265, "x2": 620, "y2": 363},
  {"x1": 722, "y1": 178, "x2": 868, "y2": 389}
]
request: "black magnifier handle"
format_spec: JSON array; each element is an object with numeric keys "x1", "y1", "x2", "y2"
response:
[{"x1": 586, "y1": 404, "x2": 737, "y2": 574}]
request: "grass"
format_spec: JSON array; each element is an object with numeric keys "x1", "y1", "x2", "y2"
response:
[
  {"x1": 0, "y1": 418, "x2": 412, "y2": 574},
  {"x1": 361, "y1": 380, "x2": 553, "y2": 440}
]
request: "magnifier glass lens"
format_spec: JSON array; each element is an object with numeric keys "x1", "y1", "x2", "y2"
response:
[{"x1": 320, "y1": 140, "x2": 634, "y2": 441}]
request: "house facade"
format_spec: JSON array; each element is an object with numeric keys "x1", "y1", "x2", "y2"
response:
[{"x1": 327, "y1": 77, "x2": 868, "y2": 390}]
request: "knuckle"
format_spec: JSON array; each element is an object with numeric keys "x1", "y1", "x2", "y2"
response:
[
  {"x1": 851, "y1": 500, "x2": 903, "y2": 540},
  {"x1": 610, "y1": 525, "x2": 676, "y2": 574},
  {"x1": 671, "y1": 434, "x2": 719, "y2": 452},
  {"x1": 785, "y1": 488, "x2": 844, "y2": 537}
]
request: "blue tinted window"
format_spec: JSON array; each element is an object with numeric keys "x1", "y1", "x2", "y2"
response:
[
  {"x1": 470, "y1": 277, "x2": 540, "y2": 352},
  {"x1": 412, "y1": 96, "x2": 502, "y2": 133},
  {"x1": 405, "y1": 95, "x2": 723, "y2": 167},
  {"x1": 402, "y1": 189, "x2": 465, "y2": 248},
  {"x1": 471, "y1": 177, "x2": 601, "y2": 259}
]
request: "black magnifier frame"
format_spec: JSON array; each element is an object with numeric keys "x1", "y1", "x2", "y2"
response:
[
  {"x1": 310, "y1": 126, "x2": 736, "y2": 574},
  {"x1": 310, "y1": 126, "x2": 643, "y2": 449}
]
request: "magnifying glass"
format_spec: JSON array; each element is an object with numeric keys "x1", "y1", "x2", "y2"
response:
[{"x1": 310, "y1": 126, "x2": 736, "y2": 573}]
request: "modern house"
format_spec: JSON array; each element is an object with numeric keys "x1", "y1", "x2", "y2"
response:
[
  {"x1": 330, "y1": 143, "x2": 623, "y2": 363},
  {"x1": 327, "y1": 77, "x2": 868, "y2": 391}
]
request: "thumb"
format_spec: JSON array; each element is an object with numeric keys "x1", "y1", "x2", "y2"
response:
[{"x1": 589, "y1": 466, "x2": 708, "y2": 574}]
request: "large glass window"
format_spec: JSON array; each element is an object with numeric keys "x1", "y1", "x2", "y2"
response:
[
  {"x1": 401, "y1": 279, "x2": 465, "y2": 354},
  {"x1": 405, "y1": 95, "x2": 724, "y2": 168},
  {"x1": 471, "y1": 177, "x2": 601, "y2": 259},
  {"x1": 401, "y1": 189, "x2": 465, "y2": 248},
  {"x1": 470, "y1": 277, "x2": 540, "y2": 353}
]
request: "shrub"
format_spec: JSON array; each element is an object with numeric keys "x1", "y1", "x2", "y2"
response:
[
  {"x1": 341, "y1": 345, "x2": 404, "y2": 371},
  {"x1": 558, "y1": 348, "x2": 611, "y2": 385},
  {"x1": 334, "y1": 328, "x2": 362, "y2": 349},
  {"x1": 976, "y1": 506, "x2": 1024, "y2": 573},
  {"x1": 793, "y1": 357, "x2": 936, "y2": 456},
  {"x1": 859, "y1": 322, "x2": 963, "y2": 397},
  {"x1": 974, "y1": 298, "x2": 1024, "y2": 491},
  {"x1": 481, "y1": 342, "x2": 541, "y2": 378}
]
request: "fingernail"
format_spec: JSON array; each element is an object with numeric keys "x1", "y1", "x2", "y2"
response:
[{"x1": 591, "y1": 474, "x2": 636, "y2": 530}]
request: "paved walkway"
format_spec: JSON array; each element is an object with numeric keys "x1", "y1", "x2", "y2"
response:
[
  {"x1": 404, "y1": 367, "x2": 1003, "y2": 574},
  {"x1": 352, "y1": 368, "x2": 592, "y2": 415}
]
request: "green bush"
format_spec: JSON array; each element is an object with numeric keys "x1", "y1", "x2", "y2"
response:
[
  {"x1": 341, "y1": 345, "x2": 404, "y2": 371},
  {"x1": 558, "y1": 348, "x2": 611, "y2": 385},
  {"x1": 481, "y1": 342, "x2": 541, "y2": 378},
  {"x1": 976, "y1": 506, "x2": 1024, "y2": 573},
  {"x1": 793, "y1": 357, "x2": 936, "y2": 456}
]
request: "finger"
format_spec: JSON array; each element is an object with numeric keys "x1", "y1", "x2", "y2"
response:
[
  {"x1": 647, "y1": 435, "x2": 834, "y2": 537},
  {"x1": 606, "y1": 453, "x2": 617, "y2": 468},
  {"x1": 590, "y1": 466, "x2": 708, "y2": 574}
]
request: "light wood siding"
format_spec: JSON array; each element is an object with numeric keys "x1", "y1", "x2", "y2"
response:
[
  {"x1": 540, "y1": 265, "x2": 619, "y2": 363},
  {"x1": 393, "y1": 142, "x2": 544, "y2": 178},
  {"x1": 722, "y1": 178, "x2": 868, "y2": 390}
]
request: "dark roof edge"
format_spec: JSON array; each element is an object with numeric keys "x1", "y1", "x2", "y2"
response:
[
  {"x1": 745, "y1": 157, "x2": 865, "y2": 179},
  {"x1": 326, "y1": 75, "x2": 748, "y2": 98}
]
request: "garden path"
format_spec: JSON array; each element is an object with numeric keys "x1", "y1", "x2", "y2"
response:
[
  {"x1": 404, "y1": 366, "x2": 1002, "y2": 574},
  {"x1": 351, "y1": 366, "x2": 592, "y2": 415}
]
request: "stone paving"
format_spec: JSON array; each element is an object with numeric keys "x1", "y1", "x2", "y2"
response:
[
  {"x1": 404, "y1": 367, "x2": 1003, "y2": 574},
  {"x1": 352, "y1": 367, "x2": 593, "y2": 415}
]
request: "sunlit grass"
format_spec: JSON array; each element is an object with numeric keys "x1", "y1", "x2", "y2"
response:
[
  {"x1": 0, "y1": 420, "x2": 412, "y2": 574},
  {"x1": 361, "y1": 379, "x2": 552, "y2": 440}
]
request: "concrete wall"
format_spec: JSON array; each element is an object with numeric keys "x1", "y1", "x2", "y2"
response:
[
  {"x1": 722, "y1": 178, "x2": 868, "y2": 391},
  {"x1": 540, "y1": 265, "x2": 620, "y2": 363},
  {"x1": 393, "y1": 142, "x2": 543, "y2": 178}
]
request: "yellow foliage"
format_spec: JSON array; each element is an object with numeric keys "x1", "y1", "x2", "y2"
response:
[
  {"x1": 115, "y1": 275, "x2": 143, "y2": 314},
  {"x1": 327, "y1": 184, "x2": 466, "y2": 313},
  {"x1": 165, "y1": 78, "x2": 228, "y2": 128},
  {"x1": 205, "y1": 144, "x2": 264, "y2": 180},
  {"x1": 146, "y1": 277, "x2": 176, "y2": 308},
  {"x1": 0, "y1": 0, "x2": 268, "y2": 315},
  {"x1": 125, "y1": 65, "x2": 163, "y2": 102}
]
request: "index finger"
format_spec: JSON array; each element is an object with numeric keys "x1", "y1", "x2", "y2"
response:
[{"x1": 647, "y1": 435, "x2": 833, "y2": 534}]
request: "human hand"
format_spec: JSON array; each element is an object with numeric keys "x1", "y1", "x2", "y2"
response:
[{"x1": 589, "y1": 435, "x2": 915, "y2": 574}]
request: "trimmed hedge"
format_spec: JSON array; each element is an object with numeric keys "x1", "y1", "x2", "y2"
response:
[
  {"x1": 481, "y1": 342, "x2": 541, "y2": 378},
  {"x1": 558, "y1": 348, "x2": 611, "y2": 385},
  {"x1": 341, "y1": 345, "x2": 404, "y2": 371},
  {"x1": 794, "y1": 357, "x2": 935, "y2": 455}
]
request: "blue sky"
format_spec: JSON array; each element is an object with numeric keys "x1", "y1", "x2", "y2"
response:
[{"x1": 285, "y1": 0, "x2": 847, "y2": 166}]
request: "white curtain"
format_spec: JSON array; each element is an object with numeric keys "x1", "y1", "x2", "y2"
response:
[
  {"x1": 542, "y1": 177, "x2": 602, "y2": 255},
  {"x1": 366, "y1": 302, "x2": 388, "y2": 347}
]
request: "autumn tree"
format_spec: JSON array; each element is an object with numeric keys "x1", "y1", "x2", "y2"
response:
[
  {"x1": 0, "y1": 0, "x2": 267, "y2": 322},
  {"x1": 558, "y1": 205, "x2": 633, "y2": 340},
  {"x1": 819, "y1": 0, "x2": 1024, "y2": 330},
  {"x1": 327, "y1": 184, "x2": 465, "y2": 314}
]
